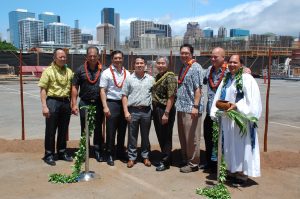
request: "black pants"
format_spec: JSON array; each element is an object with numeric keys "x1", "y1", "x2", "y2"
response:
[
  {"x1": 152, "y1": 103, "x2": 176, "y2": 165},
  {"x1": 79, "y1": 99, "x2": 104, "y2": 152},
  {"x1": 203, "y1": 113, "x2": 215, "y2": 167},
  {"x1": 44, "y1": 97, "x2": 71, "y2": 157},
  {"x1": 106, "y1": 100, "x2": 127, "y2": 156}
]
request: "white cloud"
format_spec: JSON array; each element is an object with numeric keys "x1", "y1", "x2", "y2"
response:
[{"x1": 119, "y1": 0, "x2": 300, "y2": 41}]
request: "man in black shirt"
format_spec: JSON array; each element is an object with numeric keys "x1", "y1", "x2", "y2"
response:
[{"x1": 71, "y1": 46, "x2": 105, "y2": 162}]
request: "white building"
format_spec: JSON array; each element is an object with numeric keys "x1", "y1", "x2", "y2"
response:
[
  {"x1": 46, "y1": 22, "x2": 71, "y2": 47},
  {"x1": 97, "y1": 23, "x2": 115, "y2": 50},
  {"x1": 18, "y1": 18, "x2": 44, "y2": 50}
]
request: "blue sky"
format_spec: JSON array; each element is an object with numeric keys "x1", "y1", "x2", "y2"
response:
[{"x1": 1, "y1": 0, "x2": 299, "y2": 42}]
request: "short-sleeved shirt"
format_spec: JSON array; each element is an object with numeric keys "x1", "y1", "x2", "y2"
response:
[
  {"x1": 38, "y1": 62, "x2": 73, "y2": 97},
  {"x1": 72, "y1": 64, "x2": 104, "y2": 100},
  {"x1": 204, "y1": 65, "x2": 229, "y2": 115},
  {"x1": 175, "y1": 62, "x2": 204, "y2": 113},
  {"x1": 152, "y1": 71, "x2": 177, "y2": 106},
  {"x1": 99, "y1": 65, "x2": 130, "y2": 100},
  {"x1": 122, "y1": 73, "x2": 154, "y2": 107}
]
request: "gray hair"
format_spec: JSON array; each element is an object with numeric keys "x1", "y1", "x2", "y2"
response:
[{"x1": 155, "y1": 56, "x2": 169, "y2": 66}]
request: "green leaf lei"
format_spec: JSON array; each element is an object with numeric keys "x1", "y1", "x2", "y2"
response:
[
  {"x1": 153, "y1": 71, "x2": 175, "y2": 87},
  {"x1": 222, "y1": 67, "x2": 243, "y2": 94},
  {"x1": 48, "y1": 105, "x2": 96, "y2": 184},
  {"x1": 196, "y1": 112, "x2": 231, "y2": 199}
]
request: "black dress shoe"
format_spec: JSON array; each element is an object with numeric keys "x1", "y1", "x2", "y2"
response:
[
  {"x1": 43, "y1": 155, "x2": 56, "y2": 166},
  {"x1": 95, "y1": 151, "x2": 105, "y2": 162},
  {"x1": 156, "y1": 163, "x2": 170, "y2": 171},
  {"x1": 107, "y1": 155, "x2": 114, "y2": 166},
  {"x1": 58, "y1": 153, "x2": 73, "y2": 162}
]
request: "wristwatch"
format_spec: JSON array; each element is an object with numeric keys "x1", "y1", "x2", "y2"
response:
[{"x1": 193, "y1": 104, "x2": 199, "y2": 109}]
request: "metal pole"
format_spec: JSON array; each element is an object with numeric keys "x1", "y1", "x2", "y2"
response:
[
  {"x1": 264, "y1": 48, "x2": 271, "y2": 152},
  {"x1": 217, "y1": 113, "x2": 223, "y2": 182},
  {"x1": 85, "y1": 109, "x2": 89, "y2": 172},
  {"x1": 78, "y1": 109, "x2": 99, "y2": 182},
  {"x1": 19, "y1": 49, "x2": 25, "y2": 140}
]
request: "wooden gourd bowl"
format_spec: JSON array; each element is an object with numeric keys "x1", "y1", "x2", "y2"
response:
[{"x1": 216, "y1": 100, "x2": 230, "y2": 111}]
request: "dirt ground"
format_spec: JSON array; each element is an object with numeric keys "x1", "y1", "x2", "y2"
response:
[{"x1": 0, "y1": 139, "x2": 299, "y2": 199}]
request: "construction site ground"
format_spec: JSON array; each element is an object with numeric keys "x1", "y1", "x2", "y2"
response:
[{"x1": 0, "y1": 78, "x2": 299, "y2": 199}]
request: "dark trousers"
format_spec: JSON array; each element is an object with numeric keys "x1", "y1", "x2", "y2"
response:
[
  {"x1": 127, "y1": 107, "x2": 152, "y2": 160},
  {"x1": 106, "y1": 100, "x2": 127, "y2": 156},
  {"x1": 152, "y1": 104, "x2": 176, "y2": 165},
  {"x1": 79, "y1": 99, "x2": 104, "y2": 152},
  {"x1": 44, "y1": 98, "x2": 71, "y2": 157},
  {"x1": 204, "y1": 113, "x2": 215, "y2": 167}
]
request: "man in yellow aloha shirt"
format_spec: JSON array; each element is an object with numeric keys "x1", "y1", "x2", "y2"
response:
[{"x1": 38, "y1": 48, "x2": 73, "y2": 166}]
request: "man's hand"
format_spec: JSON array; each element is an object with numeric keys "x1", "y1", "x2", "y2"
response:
[
  {"x1": 42, "y1": 106, "x2": 50, "y2": 118},
  {"x1": 103, "y1": 107, "x2": 111, "y2": 118},
  {"x1": 124, "y1": 112, "x2": 131, "y2": 123},
  {"x1": 72, "y1": 105, "x2": 79, "y2": 115},
  {"x1": 191, "y1": 107, "x2": 198, "y2": 119},
  {"x1": 227, "y1": 102, "x2": 237, "y2": 111},
  {"x1": 162, "y1": 114, "x2": 169, "y2": 125}
]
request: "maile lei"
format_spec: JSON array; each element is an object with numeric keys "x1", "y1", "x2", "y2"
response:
[
  {"x1": 48, "y1": 105, "x2": 96, "y2": 184},
  {"x1": 178, "y1": 59, "x2": 196, "y2": 84},
  {"x1": 110, "y1": 65, "x2": 126, "y2": 88},
  {"x1": 154, "y1": 71, "x2": 175, "y2": 87},
  {"x1": 84, "y1": 61, "x2": 102, "y2": 84}
]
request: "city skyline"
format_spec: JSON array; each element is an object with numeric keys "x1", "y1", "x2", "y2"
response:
[{"x1": 1, "y1": 0, "x2": 300, "y2": 43}]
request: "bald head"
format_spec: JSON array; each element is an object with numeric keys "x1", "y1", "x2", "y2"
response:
[{"x1": 211, "y1": 47, "x2": 225, "y2": 68}]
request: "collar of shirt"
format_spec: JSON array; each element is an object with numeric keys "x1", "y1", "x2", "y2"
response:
[
  {"x1": 111, "y1": 64, "x2": 124, "y2": 75},
  {"x1": 133, "y1": 72, "x2": 147, "y2": 80}
]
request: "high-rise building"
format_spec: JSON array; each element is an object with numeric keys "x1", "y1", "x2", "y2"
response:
[
  {"x1": 81, "y1": 33, "x2": 93, "y2": 44},
  {"x1": 46, "y1": 22, "x2": 71, "y2": 46},
  {"x1": 114, "y1": 13, "x2": 120, "y2": 48},
  {"x1": 130, "y1": 20, "x2": 154, "y2": 40},
  {"x1": 218, "y1": 26, "x2": 227, "y2": 38},
  {"x1": 203, "y1": 27, "x2": 213, "y2": 38},
  {"x1": 145, "y1": 28, "x2": 165, "y2": 37},
  {"x1": 97, "y1": 23, "x2": 115, "y2": 50},
  {"x1": 230, "y1": 28, "x2": 250, "y2": 37},
  {"x1": 19, "y1": 18, "x2": 44, "y2": 50},
  {"x1": 38, "y1": 12, "x2": 60, "y2": 41},
  {"x1": 101, "y1": 8, "x2": 114, "y2": 25},
  {"x1": 101, "y1": 8, "x2": 120, "y2": 48},
  {"x1": 71, "y1": 20, "x2": 82, "y2": 46},
  {"x1": 38, "y1": 12, "x2": 60, "y2": 27},
  {"x1": 183, "y1": 22, "x2": 203, "y2": 45},
  {"x1": 9, "y1": 9, "x2": 35, "y2": 48},
  {"x1": 153, "y1": 23, "x2": 172, "y2": 37}
]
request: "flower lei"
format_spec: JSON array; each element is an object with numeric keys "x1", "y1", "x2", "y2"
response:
[
  {"x1": 154, "y1": 71, "x2": 175, "y2": 87},
  {"x1": 209, "y1": 65, "x2": 226, "y2": 91},
  {"x1": 178, "y1": 59, "x2": 195, "y2": 84},
  {"x1": 109, "y1": 65, "x2": 126, "y2": 88},
  {"x1": 84, "y1": 61, "x2": 102, "y2": 84}
]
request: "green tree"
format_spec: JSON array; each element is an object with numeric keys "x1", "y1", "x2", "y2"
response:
[{"x1": 0, "y1": 41, "x2": 18, "y2": 51}]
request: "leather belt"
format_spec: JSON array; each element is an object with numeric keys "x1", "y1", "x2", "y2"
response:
[
  {"x1": 130, "y1": 106, "x2": 151, "y2": 110},
  {"x1": 47, "y1": 96, "x2": 70, "y2": 102}
]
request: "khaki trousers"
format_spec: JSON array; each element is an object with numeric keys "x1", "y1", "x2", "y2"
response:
[{"x1": 177, "y1": 111, "x2": 202, "y2": 167}]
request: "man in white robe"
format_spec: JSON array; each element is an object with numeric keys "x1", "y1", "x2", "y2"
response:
[{"x1": 210, "y1": 54, "x2": 262, "y2": 185}]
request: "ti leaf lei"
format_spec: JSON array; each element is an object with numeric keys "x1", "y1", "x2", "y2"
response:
[
  {"x1": 48, "y1": 105, "x2": 96, "y2": 184},
  {"x1": 196, "y1": 112, "x2": 231, "y2": 199}
]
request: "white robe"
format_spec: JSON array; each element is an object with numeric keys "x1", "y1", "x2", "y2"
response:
[{"x1": 210, "y1": 73, "x2": 262, "y2": 177}]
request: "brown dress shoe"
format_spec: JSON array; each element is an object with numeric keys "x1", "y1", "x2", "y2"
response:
[
  {"x1": 127, "y1": 160, "x2": 135, "y2": 168},
  {"x1": 143, "y1": 158, "x2": 151, "y2": 167}
]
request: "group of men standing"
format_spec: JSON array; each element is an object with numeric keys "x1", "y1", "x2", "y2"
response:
[{"x1": 38, "y1": 44, "x2": 262, "y2": 185}]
